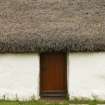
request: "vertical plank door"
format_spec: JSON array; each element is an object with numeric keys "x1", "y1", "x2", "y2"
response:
[{"x1": 40, "y1": 53, "x2": 67, "y2": 98}]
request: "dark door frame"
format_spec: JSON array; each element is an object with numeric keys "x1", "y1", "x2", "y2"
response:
[{"x1": 39, "y1": 53, "x2": 68, "y2": 98}]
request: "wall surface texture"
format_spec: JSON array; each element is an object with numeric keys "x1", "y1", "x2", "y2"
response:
[
  {"x1": 68, "y1": 52, "x2": 105, "y2": 99},
  {"x1": 1, "y1": 53, "x2": 105, "y2": 100},
  {"x1": 0, "y1": 54, "x2": 40, "y2": 100}
]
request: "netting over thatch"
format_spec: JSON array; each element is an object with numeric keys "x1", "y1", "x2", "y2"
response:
[{"x1": 0, "y1": 0, "x2": 105, "y2": 53}]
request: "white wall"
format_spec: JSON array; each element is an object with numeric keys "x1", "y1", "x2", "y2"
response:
[
  {"x1": 0, "y1": 54, "x2": 40, "y2": 100},
  {"x1": 1, "y1": 53, "x2": 105, "y2": 100},
  {"x1": 68, "y1": 52, "x2": 105, "y2": 100}
]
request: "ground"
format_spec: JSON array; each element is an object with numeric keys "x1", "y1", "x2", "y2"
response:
[{"x1": 0, "y1": 100, "x2": 105, "y2": 105}]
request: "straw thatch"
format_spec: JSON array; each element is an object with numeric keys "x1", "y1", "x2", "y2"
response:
[{"x1": 0, "y1": 0, "x2": 105, "y2": 53}]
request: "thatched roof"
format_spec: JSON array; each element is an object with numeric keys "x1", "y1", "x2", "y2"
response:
[{"x1": 0, "y1": 0, "x2": 105, "y2": 53}]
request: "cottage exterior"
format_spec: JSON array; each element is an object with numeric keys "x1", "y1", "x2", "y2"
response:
[{"x1": 0, "y1": 0, "x2": 105, "y2": 100}]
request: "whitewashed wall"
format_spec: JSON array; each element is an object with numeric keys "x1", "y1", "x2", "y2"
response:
[
  {"x1": 0, "y1": 54, "x2": 40, "y2": 100},
  {"x1": 68, "y1": 52, "x2": 105, "y2": 100},
  {"x1": 1, "y1": 53, "x2": 105, "y2": 100}
]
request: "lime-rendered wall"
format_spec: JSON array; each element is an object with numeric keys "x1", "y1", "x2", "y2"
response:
[
  {"x1": 68, "y1": 53, "x2": 105, "y2": 99},
  {"x1": 0, "y1": 54, "x2": 40, "y2": 100}
]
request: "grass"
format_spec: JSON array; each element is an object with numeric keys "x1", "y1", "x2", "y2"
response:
[
  {"x1": 0, "y1": 100, "x2": 105, "y2": 105},
  {"x1": 0, "y1": 100, "x2": 68, "y2": 105},
  {"x1": 0, "y1": 98, "x2": 105, "y2": 105}
]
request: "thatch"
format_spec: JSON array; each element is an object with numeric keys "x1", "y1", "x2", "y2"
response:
[{"x1": 0, "y1": 0, "x2": 105, "y2": 53}]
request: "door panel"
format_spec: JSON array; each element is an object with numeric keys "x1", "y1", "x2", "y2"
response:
[{"x1": 40, "y1": 53, "x2": 67, "y2": 97}]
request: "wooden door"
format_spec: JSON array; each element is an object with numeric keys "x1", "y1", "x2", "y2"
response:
[{"x1": 40, "y1": 53, "x2": 67, "y2": 98}]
